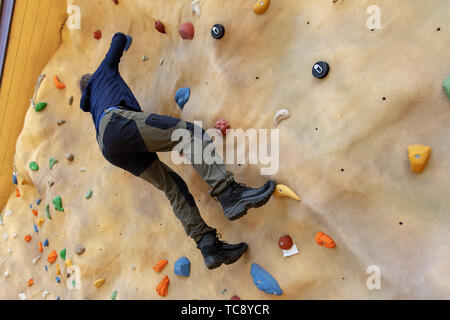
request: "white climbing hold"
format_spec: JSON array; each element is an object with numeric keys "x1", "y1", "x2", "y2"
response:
[
  {"x1": 191, "y1": 0, "x2": 200, "y2": 16},
  {"x1": 160, "y1": 57, "x2": 164, "y2": 66},
  {"x1": 32, "y1": 256, "x2": 42, "y2": 265},
  {"x1": 3, "y1": 233, "x2": 8, "y2": 241},
  {"x1": 42, "y1": 291, "x2": 50, "y2": 298},
  {"x1": 80, "y1": 167, "x2": 86, "y2": 172},
  {"x1": 282, "y1": 244, "x2": 299, "y2": 257},
  {"x1": 4, "y1": 270, "x2": 10, "y2": 278},
  {"x1": 8, "y1": 248, "x2": 12, "y2": 255},
  {"x1": 6, "y1": 210, "x2": 12, "y2": 217},
  {"x1": 273, "y1": 109, "x2": 290, "y2": 127},
  {"x1": 12, "y1": 233, "x2": 18, "y2": 239},
  {"x1": 18, "y1": 293, "x2": 27, "y2": 300},
  {"x1": 129, "y1": 264, "x2": 136, "y2": 270}
]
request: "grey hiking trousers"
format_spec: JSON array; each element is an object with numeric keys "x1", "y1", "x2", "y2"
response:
[{"x1": 96, "y1": 107, "x2": 234, "y2": 243}]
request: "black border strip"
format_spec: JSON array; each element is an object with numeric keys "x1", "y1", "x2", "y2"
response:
[{"x1": 0, "y1": 0, "x2": 15, "y2": 84}]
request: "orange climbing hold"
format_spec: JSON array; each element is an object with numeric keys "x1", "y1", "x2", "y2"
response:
[
  {"x1": 54, "y1": 75, "x2": 66, "y2": 89},
  {"x1": 408, "y1": 145, "x2": 432, "y2": 173},
  {"x1": 153, "y1": 259, "x2": 168, "y2": 272},
  {"x1": 32, "y1": 209, "x2": 38, "y2": 217},
  {"x1": 156, "y1": 275, "x2": 169, "y2": 297},
  {"x1": 15, "y1": 188, "x2": 20, "y2": 197},
  {"x1": 38, "y1": 241, "x2": 43, "y2": 253},
  {"x1": 27, "y1": 278, "x2": 34, "y2": 287},
  {"x1": 253, "y1": 0, "x2": 270, "y2": 14},
  {"x1": 24, "y1": 235, "x2": 32, "y2": 242},
  {"x1": 47, "y1": 250, "x2": 57, "y2": 264},
  {"x1": 315, "y1": 231, "x2": 336, "y2": 248}
]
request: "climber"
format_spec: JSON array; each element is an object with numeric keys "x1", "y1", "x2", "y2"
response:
[{"x1": 79, "y1": 32, "x2": 275, "y2": 270}]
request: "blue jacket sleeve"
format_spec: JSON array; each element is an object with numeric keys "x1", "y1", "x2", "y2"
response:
[
  {"x1": 80, "y1": 80, "x2": 91, "y2": 112},
  {"x1": 100, "y1": 32, "x2": 127, "y2": 70}
]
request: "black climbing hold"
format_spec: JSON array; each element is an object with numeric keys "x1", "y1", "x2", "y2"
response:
[
  {"x1": 312, "y1": 61, "x2": 330, "y2": 79},
  {"x1": 211, "y1": 24, "x2": 225, "y2": 39}
]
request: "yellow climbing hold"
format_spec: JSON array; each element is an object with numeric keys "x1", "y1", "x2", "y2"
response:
[
  {"x1": 56, "y1": 264, "x2": 61, "y2": 275},
  {"x1": 65, "y1": 258, "x2": 72, "y2": 267},
  {"x1": 94, "y1": 278, "x2": 105, "y2": 288},
  {"x1": 408, "y1": 145, "x2": 431, "y2": 173},
  {"x1": 253, "y1": 0, "x2": 270, "y2": 14},
  {"x1": 273, "y1": 184, "x2": 301, "y2": 201},
  {"x1": 36, "y1": 217, "x2": 45, "y2": 227}
]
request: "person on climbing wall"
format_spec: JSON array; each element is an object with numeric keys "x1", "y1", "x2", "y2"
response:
[{"x1": 79, "y1": 32, "x2": 275, "y2": 270}]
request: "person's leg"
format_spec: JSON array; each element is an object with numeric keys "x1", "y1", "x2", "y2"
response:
[
  {"x1": 97, "y1": 109, "x2": 248, "y2": 269},
  {"x1": 103, "y1": 109, "x2": 276, "y2": 221},
  {"x1": 139, "y1": 156, "x2": 216, "y2": 243}
]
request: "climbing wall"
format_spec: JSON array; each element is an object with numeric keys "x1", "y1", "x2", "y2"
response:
[{"x1": 1, "y1": 0, "x2": 450, "y2": 300}]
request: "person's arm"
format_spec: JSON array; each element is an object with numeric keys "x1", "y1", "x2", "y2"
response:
[
  {"x1": 100, "y1": 32, "x2": 127, "y2": 70},
  {"x1": 80, "y1": 82, "x2": 91, "y2": 112}
]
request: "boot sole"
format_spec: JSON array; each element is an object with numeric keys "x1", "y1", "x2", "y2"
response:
[
  {"x1": 205, "y1": 243, "x2": 248, "y2": 270},
  {"x1": 224, "y1": 181, "x2": 276, "y2": 221}
]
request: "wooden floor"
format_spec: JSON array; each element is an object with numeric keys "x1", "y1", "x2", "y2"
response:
[{"x1": 0, "y1": 0, "x2": 67, "y2": 209}]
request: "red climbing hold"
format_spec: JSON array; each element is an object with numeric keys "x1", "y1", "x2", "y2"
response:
[
  {"x1": 179, "y1": 22, "x2": 194, "y2": 40},
  {"x1": 215, "y1": 118, "x2": 231, "y2": 136},
  {"x1": 155, "y1": 21, "x2": 166, "y2": 34},
  {"x1": 112, "y1": 0, "x2": 119, "y2": 4},
  {"x1": 15, "y1": 188, "x2": 20, "y2": 197},
  {"x1": 230, "y1": 295, "x2": 241, "y2": 300},
  {"x1": 278, "y1": 235, "x2": 293, "y2": 250},
  {"x1": 94, "y1": 30, "x2": 102, "y2": 40},
  {"x1": 32, "y1": 209, "x2": 38, "y2": 217}
]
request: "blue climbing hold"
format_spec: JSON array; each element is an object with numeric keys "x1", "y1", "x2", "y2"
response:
[
  {"x1": 174, "y1": 257, "x2": 191, "y2": 277},
  {"x1": 56, "y1": 276, "x2": 61, "y2": 283},
  {"x1": 12, "y1": 172, "x2": 17, "y2": 185},
  {"x1": 43, "y1": 239, "x2": 49, "y2": 247},
  {"x1": 45, "y1": 265, "x2": 48, "y2": 272},
  {"x1": 33, "y1": 224, "x2": 39, "y2": 233},
  {"x1": 29, "y1": 204, "x2": 32, "y2": 208},
  {"x1": 175, "y1": 88, "x2": 191, "y2": 109},
  {"x1": 36, "y1": 198, "x2": 42, "y2": 205},
  {"x1": 250, "y1": 263, "x2": 282, "y2": 296},
  {"x1": 125, "y1": 35, "x2": 133, "y2": 51},
  {"x1": 56, "y1": 296, "x2": 60, "y2": 300}
]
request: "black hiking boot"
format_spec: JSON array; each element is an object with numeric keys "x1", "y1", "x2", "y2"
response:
[
  {"x1": 217, "y1": 180, "x2": 276, "y2": 221},
  {"x1": 197, "y1": 232, "x2": 248, "y2": 270}
]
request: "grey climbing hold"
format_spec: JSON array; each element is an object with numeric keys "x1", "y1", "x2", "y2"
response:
[
  {"x1": 68, "y1": 96, "x2": 74, "y2": 105},
  {"x1": 57, "y1": 120, "x2": 66, "y2": 126},
  {"x1": 175, "y1": 88, "x2": 191, "y2": 109},
  {"x1": 75, "y1": 245, "x2": 86, "y2": 255},
  {"x1": 250, "y1": 263, "x2": 283, "y2": 296},
  {"x1": 174, "y1": 257, "x2": 191, "y2": 277}
]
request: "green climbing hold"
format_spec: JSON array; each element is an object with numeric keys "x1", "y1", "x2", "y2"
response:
[
  {"x1": 29, "y1": 161, "x2": 39, "y2": 171},
  {"x1": 49, "y1": 158, "x2": 58, "y2": 170},
  {"x1": 111, "y1": 290, "x2": 118, "y2": 300},
  {"x1": 60, "y1": 248, "x2": 66, "y2": 260},
  {"x1": 46, "y1": 204, "x2": 51, "y2": 219},
  {"x1": 35, "y1": 102, "x2": 47, "y2": 112},
  {"x1": 52, "y1": 196, "x2": 64, "y2": 212},
  {"x1": 85, "y1": 190, "x2": 93, "y2": 199},
  {"x1": 443, "y1": 76, "x2": 450, "y2": 99}
]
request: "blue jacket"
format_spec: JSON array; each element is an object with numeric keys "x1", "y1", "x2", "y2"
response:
[{"x1": 80, "y1": 32, "x2": 142, "y2": 132}]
